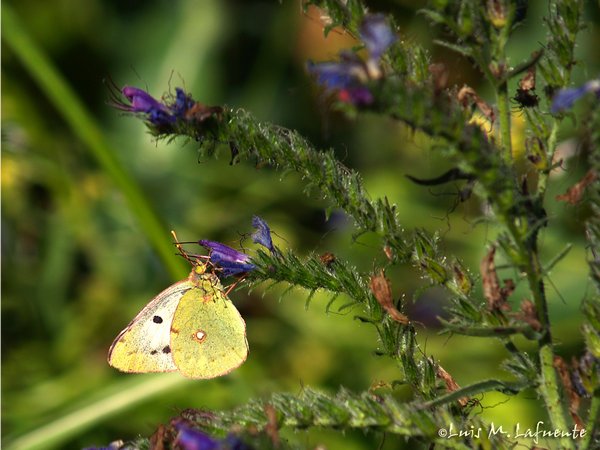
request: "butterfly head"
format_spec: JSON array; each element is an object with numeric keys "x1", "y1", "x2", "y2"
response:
[{"x1": 193, "y1": 262, "x2": 209, "y2": 275}]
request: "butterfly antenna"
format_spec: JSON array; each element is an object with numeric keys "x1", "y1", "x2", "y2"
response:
[
  {"x1": 171, "y1": 230, "x2": 196, "y2": 265},
  {"x1": 171, "y1": 231, "x2": 216, "y2": 273}
]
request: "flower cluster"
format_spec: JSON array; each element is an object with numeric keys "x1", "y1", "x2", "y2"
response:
[
  {"x1": 307, "y1": 14, "x2": 396, "y2": 106},
  {"x1": 110, "y1": 84, "x2": 222, "y2": 129},
  {"x1": 551, "y1": 78, "x2": 600, "y2": 113},
  {"x1": 199, "y1": 216, "x2": 276, "y2": 277}
]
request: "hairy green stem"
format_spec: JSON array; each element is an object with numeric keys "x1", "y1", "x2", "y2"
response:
[
  {"x1": 499, "y1": 119, "x2": 574, "y2": 450},
  {"x1": 497, "y1": 109, "x2": 574, "y2": 450},
  {"x1": 538, "y1": 346, "x2": 573, "y2": 448},
  {"x1": 496, "y1": 82, "x2": 513, "y2": 166},
  {"x1": 489, "y1": 17, "x2": 572, "y2": 447},
  {"x1": 422, "y1": 379, "x2": 531, "y2": 409},
  {"x1": 537, "y1": 112, "x2": 561, "y2": 198},
  {"x1": 580, "y1": 390, "x2": 599, "y2": 450}
]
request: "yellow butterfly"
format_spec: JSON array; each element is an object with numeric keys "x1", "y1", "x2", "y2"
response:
[{"x1": 108, "y1": 263, "x2": 248, "y2": 379}]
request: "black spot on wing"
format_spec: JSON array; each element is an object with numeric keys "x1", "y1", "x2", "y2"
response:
[
  {"x1": 153, "y1": 315, "x2": 163, "y2": 324},
  {"x1": 162, "y1": 346, "x2": 171, "y2": 354}
]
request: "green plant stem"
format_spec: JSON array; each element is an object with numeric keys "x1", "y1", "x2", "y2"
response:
[
  {"x1": 538, "y1": 346, "x2": 575, "y2": 447},
  {"x1": 422, "y1": 379, "x2": 531, "y2": 409},
  {"x1": 580, "y1": 390, "x2": 599, "y2": 450},
  {"x1": 537, "y1": 115, "x2": 560, "y2": 198},
  {"x1": 497, "y1": 127, "x2": 574, "y2": 449},
  {"x1": 496, "y1": 104, "x2": 574, "y2": 450},
  {"x1": 496, "y1": 82, "x2": 513, "y2": 165},
  {"x1": 488, "y1": 11, "x2": 572, "y2": 441},
  {"x1": 2, "y1": 5, "x2": 186, "y2": 281}
]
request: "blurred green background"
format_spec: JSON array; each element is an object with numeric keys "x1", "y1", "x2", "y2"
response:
[{"x1": 2, "y1": 1, "x2": 599, "y2": 449}]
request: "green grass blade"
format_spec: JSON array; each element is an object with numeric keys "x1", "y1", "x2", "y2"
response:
[
  {"x1": 5, "y1": 375, "x2": 187, "y2": 450},
  {"x1": 2, "y1": 5, "x2": 186, "y2": 281}
]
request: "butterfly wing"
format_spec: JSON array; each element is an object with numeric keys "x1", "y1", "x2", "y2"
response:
[
  {"x1": 170, "y1": 274, "x2": 248, "y2": 379},
  {"x1": 108, "y1": 280, "x2": 192, "y2": 373}
]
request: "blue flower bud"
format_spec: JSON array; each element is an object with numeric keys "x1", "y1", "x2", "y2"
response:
[
  {"x1": 359, "y1": 14, "x2": 396, "y2": 60},
  {"x1": 551, "y1": 79, "x2": 600, "y2": 113},
  {"x1": 251, "y1": 216, "x2": 274, "y2": 252}
]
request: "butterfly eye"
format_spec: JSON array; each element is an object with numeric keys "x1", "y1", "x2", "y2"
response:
[{"x1": 194, "y1": 330, "x2": 207, "y2": 343}]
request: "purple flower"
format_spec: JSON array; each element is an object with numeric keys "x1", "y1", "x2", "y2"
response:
[
  {"x1": 359, "y1": 14, "x2": 396, "y2": 60},
  {"x1": 307, "y1": 14, "x2": 395, "y2": 106},
  {"x1": 306, "y1": 55, "x2": 365, "y2": 91},
  {"x1": 551, "y1": 79, "x2": 600, "y2": 113},
  {"x1": 109, "y1": 83, "x2": 223, "y2": 128},
  {"x1": 120, "y1": 86, "x2": 170, "y2": 114},
  {"x1": 307, "y1": 57, "x2": 373, "y2": 105},
  {"x1": 112, "y1": 86, "x2": 176, "y2": 126},
  {"x1": 199, "y1": 240, "x2": 256, "y2": 277},
  {"x1": 197, "y1": 217, "x2": 276, "y2": 277},
  {"x1": 176, "y1": 425, "x2": 220, "y2": 450},
  {"x1": 251, "y1": 216, "x2": 274, "y2": 252}
]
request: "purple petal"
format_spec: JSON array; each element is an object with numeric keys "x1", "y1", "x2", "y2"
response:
[
  {"x1": 251, "y1": 216, "x2": 274, "y2": 252},
  {"x1": 148, "y1": 109, "x2": 176, "y2": 125},
  {"x1": 172, "y1": 87, "x2": 196, "y2": 117},
  {"x1": 307, "y1": 60, "x2": 362, "y2": 90},
  {"x1": 359, "y1": 14, "x2": 396, "y2": 60},
  {"x1": 551, "y1": 85, "x2": 588, "y2": 113},
  {"x1": 199, "y1": 240, "x2": 251, "y2": 263},
  {"x1": 216, "y1": 261, "x2": 257, "y2": 277},
  {"x1": 118, "y1": 86, "x2": 176, "y2": 126},
  {"x1": 176, "y1": 425, "x2": 220, "y2": 450},
  {"x1": 551, "y1": 79, "x2": 600, "y2": 113},
  {"x1": 223, "y1": 434, "x2": 252, "y2": 450},
  {"x1": 121, "y1": 86, "x2": 170, "y2": 114},
  {"x1": 199, "y1": 240, "x2": 255, "y2": 276}
]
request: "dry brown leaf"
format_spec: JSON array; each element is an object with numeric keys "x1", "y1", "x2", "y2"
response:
[
  {"x1": 149, "y1": 424, "x2": 167, "y2": 450},
  {"x1": 383, "y1": 245, "x2": 394, "y2": 262},
  {"x1": 429, "y1": 63, "x2": 448, "y2": 92},
  {"x1": 436, "y1": 365, "x2": 469, "y2": 407},
  {"x1": 264, "y1": 404, "x2": 280, "y2": 448},
  {"x1": 184, "y1": 103, "x2": 223, "y2": 122},
  {"x1": 480, "y1": 246, "x2": 512, "y2": 311},
  {"x1": 556, "y1": 170, "x2": 597, "y2": 205},
  {"x1": 369, "y1": 271, "x2": 409, "y2": 325},
  {"x1": 514, "y1": 299, "x2": 542, "y2": 331},
  {"x1": 553, "y1": 356, "x2": 583, "y2": 428},
  {"x1": 519, "y1": 66, "x2": 536, "y2": 91},
  {"x1": 319, "y1": 252, "x2": 336, "y2": 267},
  {"x1": 457, "y1": 85, "x2": 496, "y2": 123}
]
